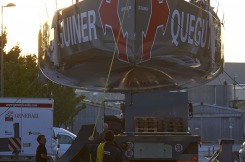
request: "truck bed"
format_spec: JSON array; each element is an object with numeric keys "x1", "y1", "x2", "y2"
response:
[{"x1": 115, "y1": 133, "x2": 200, "y2": 161}]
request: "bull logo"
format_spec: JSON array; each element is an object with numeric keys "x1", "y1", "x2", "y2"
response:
[
  {"x1": 142, "y1": 0, "x2": 170, "y2": 62},
  {"x1": 99, "y1": 0, "x2": 129, "y2": 62},
  {"x1": 99, "y1": 0, "x2": 170, "y2": 63}
]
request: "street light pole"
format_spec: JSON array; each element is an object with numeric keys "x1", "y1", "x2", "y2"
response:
[
  {"x1": 1, "y1": 3, "x2": 16, "y2": 97},
  {"x1": 1, "y1": 5, "x2": 3, "y2": 97}
]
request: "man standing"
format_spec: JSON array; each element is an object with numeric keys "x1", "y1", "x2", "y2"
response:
[
  {"x1": 97, "y1": 130, "x2": 123, "y2": 162},
  {"x1": 88, "y1": 123, "x2": 109, "y2": 143},
  {"x1": 36, "y1": 135, "x2": 52, "y2": 162},
  {"x1": 87, "y1": 123, "x2": 109, "y2": 162},
  {"x1": 99, "y1": 123, "x2": 109, "y2": 142}
]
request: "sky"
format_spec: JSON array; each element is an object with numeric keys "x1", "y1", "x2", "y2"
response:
[
  {"x1": 0, "y1": 0, "x2": 71, "y2": 55},
  {"x1": 0, "y1": 0, "x2": 245, "y2": 63}
]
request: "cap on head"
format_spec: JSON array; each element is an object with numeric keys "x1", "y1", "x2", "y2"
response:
[{"x1": 104, "y1": 130, "x2": 114, "y2": 142}]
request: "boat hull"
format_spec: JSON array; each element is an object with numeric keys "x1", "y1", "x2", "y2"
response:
[{"x1": 38, "y1": 0, "x2": 224, "y2": 93}]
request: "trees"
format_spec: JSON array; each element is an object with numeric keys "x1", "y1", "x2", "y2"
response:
[
  {"x1": 2, "y1": 30, "x2": 85, "y2": 126},
  {"x1": 49, "y1": 82, "x2": 86, "y2": 127},
  {"x1": 4, "y1": 49, "x2": 43, "y2": 97}
]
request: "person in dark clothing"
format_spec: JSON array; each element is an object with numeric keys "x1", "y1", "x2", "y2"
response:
[
  {"x1": 36, "y1": 135, "x2": 52, "y2": 162},
  {"x1": 99, "y1": 123, "x2": 109, "y2": 142},
  {"x1": 87, "y1": 123, "x2": 110, "y2": 162},
  {"x1": 97, "y1": 130, "x2": 123, "y2": 162},
  {"x1": 88, "y1": 123, "x2": 109, "y2": 143}
]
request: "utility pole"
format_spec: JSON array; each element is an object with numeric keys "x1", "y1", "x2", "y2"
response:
[{"x1": 1, "y1": 3, "x2": 16, "y2": 97}]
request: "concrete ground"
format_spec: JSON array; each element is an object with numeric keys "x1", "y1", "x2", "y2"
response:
[{"x1": 198, "y1": 143, "x2": 241, "y2": 162}]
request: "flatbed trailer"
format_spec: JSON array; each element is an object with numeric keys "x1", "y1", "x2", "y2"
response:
[{"x1": 104, "y1": 91, "x2": 200, "y2": 162}]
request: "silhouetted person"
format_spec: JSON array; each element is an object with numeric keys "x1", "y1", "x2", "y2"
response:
[
  {"x1": 87, "y1": 123, "x2": 110, "y2": 162},
  {"x1": 36, "y1": 135, "x2": 52, "y2": 162},
  {"x1": 99, "y1": 123, "x2": 109, "y2": 142},
  {"x1": 96, "y1": 130, "x2": 123, "y2": 162},
  {"x1": 88, "y1": 123, "x2": 109, "y2": 143}
]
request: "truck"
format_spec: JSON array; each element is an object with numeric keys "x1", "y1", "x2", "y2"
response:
[
  {"x1": 102, "y1": 91, "x2": 200, "y2": 162},
  {"x1": 0, "y1": 98, "x2": 57, "y2": 162}
]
